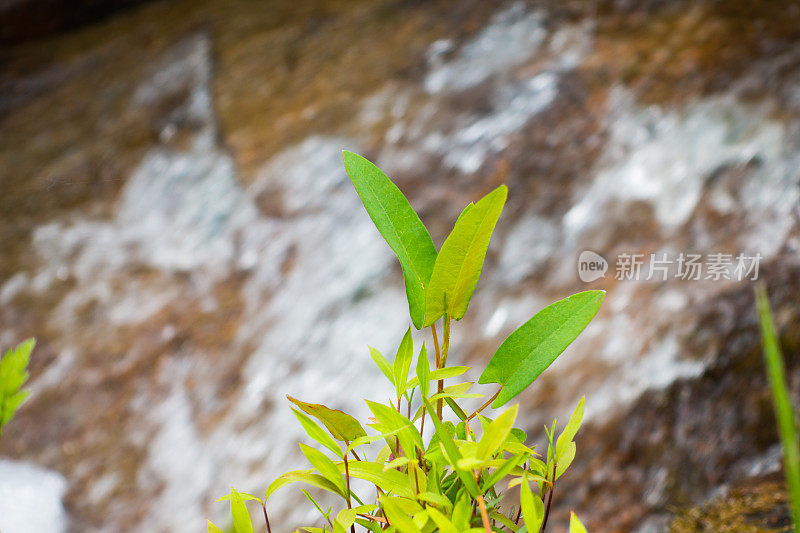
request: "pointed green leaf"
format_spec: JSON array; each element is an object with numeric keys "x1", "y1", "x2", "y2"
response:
[
  {"x1": 394, "y1": 328, "x2": 413, "y2": 399},
  {"x1": 405, "y1": 366, "x2": 468, "y2": 390},
  {"x1": 341, "y1": 460, "x2": 415, "y2": 497},
  {"x1": 287, "y1": 396, "x2": 366, "y2": 442},
  {"x1": 366, "y1": 400, "x2": 423, "y2": 458},
  {"x1": 381, "y1": 497, "x2": 423, "y2": 533},
  {"x1": 556, "y1": 396, "x2": 584, "y2": 458},
  {"x1": 278, "y1": 470, "x2": 345, "y2": 497},
  {"x1": 428, "y1": 382, "x2": 481, "y2": 402},
  {"x1": 421, "y1": 397, "x2": 480, "y2": 497},
  {"x1": 293, "y1": 408, "x2": 343, "y2": 458},
  {"x1": 415, "y1": 343, "x2": 431, "y2": 398},
  {"x1": 300, "y1": 488, "x2": 329, "y2": 520},
  {"x1": 229, "y1": 488, "x2": 253, "y2": 533},
  {"x1": 477, "y1": 404, "x2": 518, "y2": 461},
  {"x1": 426, "y1": 507, "x2": 458, "y2": 533},
  {"x1": 424, "y1": 185, "x2": 507, "y2": 326},
  {"x1": 757, "y1": 284, "x2": 800, "y2": 527},
  {"x1": 0, "y1": 338, "x2": 34, "y2": 434},
  {"x1": 492, "y1": 512, "x2": 520, "y2": 532},
  {"x1": 369, "y1": 347, "x2": 395, "y2": 386},
  {"x1": 570, "y1": 512, "x2": 588, "y2": 533},
  {"x1": 336, "y1": 508, "x2": 359, "y2": 531},
  {"x1": 299, "y1": 443, "x2": 347, "y2": 497},
  {"x1": 206, "y1": 520, "x2": 224, "y2": 533},
  {"x1": 480, "y1": 291, "x2": 604, "y2": 407},
  {"x1": 343, "y1": 151, "x2": 437, "y2": 329},
  {"x1": 481, "y1": 452, "x2": 528, "y2": 492},
  {"x1": 265, "y1": 474, "x2": 294, "y2": 500},
  {"x1": 520, "y1": 478, "x2": 544, "y2": 532},
  {"x1": 216, "y1": 492, "x2": 262, "y2": 504},
  {"x1": 555, "y1": 441, "x2": 576, "y2": 479}
]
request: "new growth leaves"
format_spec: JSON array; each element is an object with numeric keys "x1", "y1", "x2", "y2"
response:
[
  {"x1": 0, "y1": 338, "x2": 34, "y2": 436},
  {"x1": 211, "y1": 152, "x2": 604, "y2": 533}
]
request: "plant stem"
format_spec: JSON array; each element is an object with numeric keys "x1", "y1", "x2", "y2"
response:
[
  {"x1": 437, "y1": 314, "x2": 451, "y2": 419},
  {"x1": 431, "y1": 322, "x2": 441, "y2": 367},
  {"x1": 476, "y1": 495, "x2": 492, "y2": 533},
  {"x1": 343, "y1": 451, "x2": 355, "y2": 533},
  {"x1": 261, "y1": 503, "x2": 272, "y2": 533},
  {"x1": 357, "y1": 513, "x2": 388, "y2": 524},
  {"x1": 540, "y1": 457, "x2": 557, "y2": 533},
  {"x1": 466, "y1": 387, "x2": 503, "y2": 421}
]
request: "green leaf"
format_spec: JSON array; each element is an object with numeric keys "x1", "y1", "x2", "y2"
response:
[
  {"x1": 406, "y1": 366, "x2": 468, "y2": 390},
  {"x1": 492, "y1": 512, "x2": 520, "y2": 532},
  {"x1": 206, "y1": 520, "x2": 225, "y2": 533},
  {"x1": 0, "y1": 338, "x2": 34, "y2": 433},
  {"x1": 421, "y1": 397, "x2": 480, "y2": 497},
  {"x1": 216, "y1": 492, "x2": 262, "y2": 504},
  {"x1": 287, "y1": 396, "x2": 366, "y2": 442},
  {"x1": 520, "y1": 478, "x2": 544, "y2": 532},
  {"x1": 293, "y1": 408, "x2": 343, "y2": 458},
  {"x1": 342, "y1": 461, "x2": 415, "y2": 497},
  {"x1": 336, "y1": 508, "x2": 359, "y2": 531},
  {"x1": 569, "y1": 512, "x2": 588, "y2": 533},
  {"x1": 300, "y1": 488, "x2": 329, "y2": 521},
  {"x1": 426, "y1": 507, "x2": 458, "y2": 533},
  {"x1": 756, "y1": 285, "x2": 800, "y2": 526},
  {"x1": 444, "y1": 397, "x2": 467, "y2": 421},
  {"x1": 481, "y1": 452, "x2": 528, "y2": 492},
  {"x1": 343, "y1": 151, "x2": 437, "y2": 329},
  {"x1": 381, "y1": 497, "x2": 423, "y2": 533},
  {"x1": 346, "y1": 426, "x2": 409, "y2": 454},
  {"x1": 278, "y1": 470, "x2": 345, "y2": 497},
  {"x1": 366, "y1": 400, "x2": 423, "y2": 459},
  {"x1": 369, "y1": 347, "x2": 395, "y2": 386},
  {"x1": 424, "y1": 185, "x2": 507, "y2": 326},
  {"x1": 264, "y1": 475, "x2": 293, "y2": 500},
  {"x1": 477, "y1": 404, "x2": 518, "y2": 461},
  {"x1": 556, "y1": 396, "x2": 584, "y2": 458},
  {"x1": 229, "y1": 488, "x2": 253, "y2": 533},
  {"x1": 299, "y1": 443, "x2": 347, "y2": 497},
  {"x1": 555, "y1": 441, "x2": 576, "y2": 479},
  {"x1": 416, "y1": 343, "x2": 431, "y2": 398},
  {"x1": 428, "y1": 382, "x2": 481, "y2": 402},
  {"x1": 480, "y1": 291, "x2": 604, "y2": 407},
  {"x1": 394, "y1": 328, "x2": 414, "y2": 399}
]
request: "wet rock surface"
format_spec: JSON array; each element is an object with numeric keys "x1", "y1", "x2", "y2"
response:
[
  {"x1": 1, "y1": 0, "x2": 800, "y2": 531},
  {"x1": 670, "y1": 475, "x2": 792, "y2": 532}
]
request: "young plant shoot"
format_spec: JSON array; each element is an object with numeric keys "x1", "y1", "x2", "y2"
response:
[{"x1": 210, "y1": 152, "x2": 604, "y2": 532}]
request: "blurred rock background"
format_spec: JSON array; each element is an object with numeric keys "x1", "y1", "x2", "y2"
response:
[{"x1": 1, "y1": 0, "x2": 800, "y2": 531}]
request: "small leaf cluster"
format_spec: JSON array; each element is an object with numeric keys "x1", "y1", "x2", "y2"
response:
[
  {"x1": 0, "y1": 338, "x2": 34, "y2": 437},
  {"x1": 210, "y1": 153, "x2": 603, "y2": 532}
]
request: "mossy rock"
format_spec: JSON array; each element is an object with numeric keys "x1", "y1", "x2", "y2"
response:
[{"x1": 671, "y1": 477, "x2": 792, "y2": 532}]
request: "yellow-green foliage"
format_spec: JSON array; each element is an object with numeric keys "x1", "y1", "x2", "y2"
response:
[{"x1": 210, "y1": 153, "x2": 603, "y2": 533}]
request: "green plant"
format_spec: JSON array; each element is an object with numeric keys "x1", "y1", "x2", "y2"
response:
[
  {"x1": 209, "y1": 152, "x2": 603, "y2": 533},
  {"x1": 0, "y1": 338, "x2": 33, "y2": 438},
  {"x1": 755, "y1": 285, "x2": 800, "y2": 531}
]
